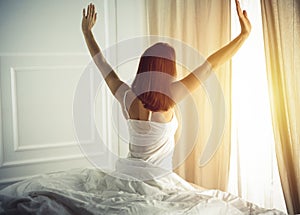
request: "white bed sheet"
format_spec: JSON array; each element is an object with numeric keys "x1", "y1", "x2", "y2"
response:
[{"x1": 0, "y1": 168, "x2": 286, "y2": 215}]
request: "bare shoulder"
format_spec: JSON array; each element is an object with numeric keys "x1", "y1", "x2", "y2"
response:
[{"x1": 126, "y1": 96, "x2": 174, "y2": 123}]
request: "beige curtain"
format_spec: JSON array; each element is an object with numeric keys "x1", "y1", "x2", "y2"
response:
[
  {"x1": 145, "y1": 0, "x2": 231, "y2": 190},
  {"x1": 261, "y1": 0, "x2": 300, "y2": 214}
]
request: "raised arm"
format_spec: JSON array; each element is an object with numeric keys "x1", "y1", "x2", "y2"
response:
[
  {"x1": 82, "y1": 3, "x2": 130, "y2": 102},
  {"x1": 207, "y1": 0, "x2": 251, "y2": 70},
  {"x1": 170, "y1": 0, "x2": 251, "y2": 101}
]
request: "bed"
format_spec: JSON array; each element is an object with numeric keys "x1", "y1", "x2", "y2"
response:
[{"x1": 0, "y1": 167, "x2": 285, "y2": 214}]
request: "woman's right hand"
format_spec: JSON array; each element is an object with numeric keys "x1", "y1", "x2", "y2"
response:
[
  {"x1": 82, "y1": 3, "x2": 97, "y2": 34},
  {"x1": 235, "y1": 0, "x2": 251, "y2": 37}
]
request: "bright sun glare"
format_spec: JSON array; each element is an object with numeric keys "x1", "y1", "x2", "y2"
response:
[{"x1": 229, "y1": 0, "x2": 286, "y2": 212}]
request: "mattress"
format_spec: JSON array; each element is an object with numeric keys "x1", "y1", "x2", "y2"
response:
[{"x1": 0, "y1": 168, "x2": 286, "y2": 214}]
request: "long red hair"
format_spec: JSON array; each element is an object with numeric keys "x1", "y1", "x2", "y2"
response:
[{"x1": 132, "y1": 43, "x2": 177, "y2": 111}]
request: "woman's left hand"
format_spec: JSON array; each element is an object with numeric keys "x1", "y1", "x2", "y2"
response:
[{"x1": 82, "y1": 3, "x2": 97, "y2": 34}]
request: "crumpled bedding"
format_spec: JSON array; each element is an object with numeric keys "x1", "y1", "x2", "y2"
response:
[{"x1": 0, "y1": 168, "x2": 285, "y2": 215}]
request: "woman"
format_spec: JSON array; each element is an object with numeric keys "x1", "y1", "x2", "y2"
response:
[{"x1": 82, "y1": 1, "x2": 251, "y2": 174}]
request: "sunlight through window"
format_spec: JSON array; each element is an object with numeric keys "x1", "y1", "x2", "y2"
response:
[{"x1": 228, "y1": 0, "x2": 287, "y2": 212}]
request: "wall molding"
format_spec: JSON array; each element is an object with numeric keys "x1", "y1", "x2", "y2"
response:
[
  {"x1": 1, "y1": 153, "x2": 102, "y2": 169},
  {"x1": 9, "y1": 66, "x2": 92, "y2": 153},
  {"x1": 14, "y1": 140, "x2": 92, "y2": 152},
  {"x1": 10, "y1": 67, "x2": 19, "y2": 153}
]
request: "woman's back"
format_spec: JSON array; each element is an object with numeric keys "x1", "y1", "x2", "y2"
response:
[
  {"x1": 123, "y1": 89, "x2": 174, "y2": 123},
  {"x1": 122, "y1": 89, "x2": 178, "y2": 170}
]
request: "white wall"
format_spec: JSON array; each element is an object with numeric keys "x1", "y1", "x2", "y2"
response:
[{"x1": 0, "y1": 0, "x2": 147, "y2": 184}]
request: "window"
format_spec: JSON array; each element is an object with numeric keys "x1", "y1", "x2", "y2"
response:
[{"x1": 228, "y1": 0, "x2": 286, "y2": 212}]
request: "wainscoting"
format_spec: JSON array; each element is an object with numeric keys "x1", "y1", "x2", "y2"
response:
[{"x1": 0, "y1": 0, "x2": 146, "y2": 185}]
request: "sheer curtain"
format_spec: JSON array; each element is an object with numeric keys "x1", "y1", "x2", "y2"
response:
[
  {"x1": 145, "y1": 0, "x2": 232, "y2": 190},
  {"x1": 261, "y1": 0, "x2": 300, "y2": 214},
  {"x1": 228, "y1": 0, "x2": 286, "y2": 212}
]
